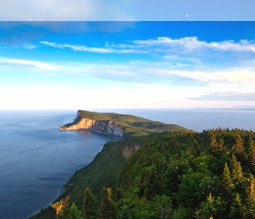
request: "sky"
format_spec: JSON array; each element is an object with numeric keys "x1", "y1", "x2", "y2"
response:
[
  {"x1": 1, "y1": 21, "x2": 255, "y2": 110},
  {"x1": 0, "y1": 0, "x2": 254, "y2": 20}
]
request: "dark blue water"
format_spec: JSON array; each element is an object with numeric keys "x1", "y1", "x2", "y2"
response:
[
  {"x1": 1, "y1": 109, "x2": 255, "y2": 219},
  {"x1": 0, "y1": 111, "x2": 111, "y2": 219}
]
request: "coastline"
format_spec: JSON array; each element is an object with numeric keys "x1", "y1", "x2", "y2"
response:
[{"x1": 29, "y1": 109, "x2": 255, "y2": 218}]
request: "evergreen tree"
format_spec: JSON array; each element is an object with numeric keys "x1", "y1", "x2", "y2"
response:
[
  {"x1": 231, "y1": 155, "x2": 243, "y2": 181},
  {"x1": 218, "y1": 138, "x2": 224, "y2": 152},
  {"x1": 232, "y1": 134, "x2": 244, "y2": 156},
  {"x1": 202, "y1": 193, "x2": 215, "y2": 218},
  {"x1": 231, "y1": 154, "x2": 238, "y2": 171},
  {"x1": 83, "y1": 188, "x2": 97, "y2": 219},
  {"x1": 247, "y1": 175, "x2": 255, "y2": 200},
  {"x1": 62, "y1": 202, "x2": 83, "y2": 219},
  {"x1": 248, "y1": 137, "x2": 255, "y2": 169},
  {"x1": 210, "y1": 133, "x2": 217, "y2": 151},
  {"x1": 230, "y1": 193, "x2": 245, "y2": 218},
  {"x1": 247, "y1": 175, "x2": 255, "y2": 218},
  {"x1": 100, "y1": 187, "x2": 116, "y2": 219},
  {"x1": 193, "y1": 139, "x2": 200, "y2": 156},
  {"x1": 223, "y1": 163, "x2": 234, "y2": 193},
  {"x1": 198, "y1": 193, "x2": 223, "y2": 219}
]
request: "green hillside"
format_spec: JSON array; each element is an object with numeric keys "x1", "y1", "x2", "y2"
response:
[
  {"x1": 31, "y1": 134, "x2": 165, "y2": 219},
  {"x1": 32, "y1": 129, "x2": 255, "y2": 219}
]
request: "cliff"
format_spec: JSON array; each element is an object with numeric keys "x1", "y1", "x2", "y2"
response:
[
  {"x1": 60, "y1": 117, "x2": 124, "y2": 137},
  {"x1": 59, "y1": 110, "x2": 190, "y2": 137}
]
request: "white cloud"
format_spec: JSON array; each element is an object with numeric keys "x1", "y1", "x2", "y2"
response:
[
  {"x1": 134, "y1": 37, "x2": 206, "y2": 49},
  {"x1": 40, "y1": 41, "x2": 113, "y2": 53},
  {"x1": 134, "y1": 37, "x2": 255, "y2": 53},
  {"x1": 1, "y1": 57, "x2": 255, "y2": 109},
  {"x1": 23, "y1": 43, "x2": 37, "y2": 50},
  {"x1": 39, "y1": 37, "x2": 255, "y2": 61},
  {"x1": 2, "y1": 56, "x2": 255, "y2": 87},
  {"x1": 0, "y1": 57, "x2": 57, "y2": 70},
  {"x1": 1, "y1": 56, "x2": 255, "y2": 109},
  {"x1": 208, "y1": 40, "x2": 255, "y2": 52},
  {"x1": 193, "y1": 91, "x2": 255, "y2": 101},
  {"x1": 40, "y1": 41, "x2": 145, "y2": 54},
  {"x1": 162, "y1": 69, "x2": 255, "y2": 86}
]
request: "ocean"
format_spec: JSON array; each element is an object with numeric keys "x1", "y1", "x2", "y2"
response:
[
  {"x1": 0, "y1": 109, "x2": 255, "y2": 218},
  {"x1": 0, "y1": 111, "x2": 111, "y2": 219}
]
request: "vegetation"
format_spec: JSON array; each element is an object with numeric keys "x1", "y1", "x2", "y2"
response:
[
  {"x1": 83, "y1": 188, "x2": 97, "y2": 219},
  {"x1": 61, "y1": 110, "x2": 190, "y2": 137},
  {"x1": 32, "y1": 127, "x2": 255, "y2": 219},
  {"x1": 51, "y1": 196, "x2": 70, "y2": 219}
]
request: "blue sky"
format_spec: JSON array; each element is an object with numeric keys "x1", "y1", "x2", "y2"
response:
[{"x1": 1, "y1": 22, "x2": 255, "y2": 109}]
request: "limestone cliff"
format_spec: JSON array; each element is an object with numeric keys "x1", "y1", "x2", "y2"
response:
[{"x1": 59, "y1": 112, "x2": 124, "y2": 137}]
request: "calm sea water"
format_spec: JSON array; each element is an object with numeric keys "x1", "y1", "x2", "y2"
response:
[
  {"x1": 0, "y1": 109, "x2": 255, "y2": 219},
  {"x1": 0, "y1": 111, "x2": 111, "y2": 219}
]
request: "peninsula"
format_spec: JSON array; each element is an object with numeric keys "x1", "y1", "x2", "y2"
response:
[{"x1": 59, "y1": 110, "x2": 189, "y2": 137}]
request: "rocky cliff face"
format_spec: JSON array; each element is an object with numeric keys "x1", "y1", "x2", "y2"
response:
[
  {"x1": 59, "y1": 117, "x2": 95, "y2": 130},
  {"x1": 59, "y1": 115, "x2": 124, "y2": 137}
]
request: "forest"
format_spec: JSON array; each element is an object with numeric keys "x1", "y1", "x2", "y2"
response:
[{"x1": 32, "y1": 128, "x2": 255, "y2": 219}]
